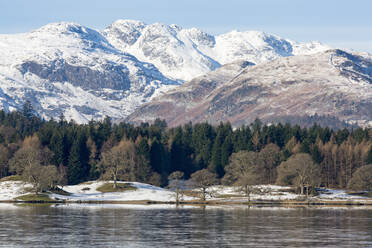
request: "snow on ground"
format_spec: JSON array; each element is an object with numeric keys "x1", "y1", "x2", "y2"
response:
[
  {"x1": 1, "y1": 179, "x2": 371, "y2": 203},
  {"x1": 50, "y1": 181, "x2": 195, "y2": 202},
  {"x1": 208, "y1": 185, "x2": 372, "y2": 202},
  {"x1": 315, "y1": 188, "x2": 370, "y2": 201},
  {"x1": 0, "y1": 181, "x2": 33, "y2": 201},
  {"x1": 209, "y1": 185, "x2": 299, "y2": 201}
]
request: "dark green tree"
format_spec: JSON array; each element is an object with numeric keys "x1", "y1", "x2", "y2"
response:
[
  {"x1": 170, "y1": 127, "x2": 191, "y2": 176},
  {"x1": 367, "y1": 145, "x2": 372, "y2": 164},
  {"x1": 22, "y1": 100, "x2": 34, "y2": 119},
  {"x1": 209, "y1": 132, "x2": 223, "y2": 175},
  {"x1": 210, "y1": 122, "x2": 232, "y2": 176},
  {"x1": 67, "y1": 132, "x2": 90, "y2": 184},
  {"x1": 300, "y1": 138, "x2": 311, "y2": 154},
  {"x1": 136, "y1": 137, "x2": 150, "y2": 162},
  {"x1": 191, "y1": 123, "x2": 215, "y2": 170},
  {"x1": 220, "y1": 135, "x2": 233, "y2": 177}
]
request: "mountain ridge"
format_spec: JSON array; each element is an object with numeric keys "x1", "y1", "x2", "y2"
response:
[
  {"x1": 127, "y1": 49, "x2": 372, "y2": 128},
  {"x1": 103, "y1": 19, "x2": 331, "y2": 81},
  {"x1": 1, "y1": 19, "x2": 370, "y2": 126}
]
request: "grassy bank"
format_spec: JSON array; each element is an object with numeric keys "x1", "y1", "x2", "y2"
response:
[
  {"x1": 96, "y1": 183, "x2": 137, "y2": 193},
  {"x1": 15, "y1": 194, "x2": 59, "y2": 203}
]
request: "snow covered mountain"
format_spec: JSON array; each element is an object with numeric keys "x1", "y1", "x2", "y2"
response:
[
  {"x1": 0, "y1": 19, "x2": 356, "y2": 125},
  {"x1": 0, "y1": 22, "x2": 178, "y2": 122},
  {"x1": 127, "y1": 49, "x2": 372, "y2": 128},
  {"x1": 103, "y1": 20, "x2": 330, "y2": 81}
]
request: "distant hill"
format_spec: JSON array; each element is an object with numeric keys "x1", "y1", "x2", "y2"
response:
[{"x1": 127, "y1": 49, "x2": 372, "y2": 128}]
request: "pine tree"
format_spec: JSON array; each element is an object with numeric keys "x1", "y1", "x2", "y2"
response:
[
  {"x1": 220, "y1": 135, "x2": 233, "y2": 177},
  {"x1": 150, "y1": 138, "x2": 165, "y2": 173},
  {"x1": 22, "y1": 100, "x2": 34, "y2": 119},
  {"x1": 311, "y1": 144, "x2": 323, "y2": 164},
  {"x1": 170, "y1": 127, "x2": 188, "y2": 174},
  {"x1": 49, "y1": 131, "x2": 67, "y2": 166},
  {"x1": 300, "y1": 138, "x2": 311, "y2": 154},
  {"x1": 209, "y1": 132, "x2": 223, "y2": 175},
  {"x1": 191, "y1": 123, "x2": 215, "y2": 170},
  {"x1": 136, "y1": 136, "x2": 150, "y2": 162},
  {"x1": 67, "y1": 132, "x2": 90, "y2": 184},
  {"x1": 367, "y1": 145, "x2": 372, "y2": 164},
  {"x1": 210, "y1": 123, "x2": 232, "y2": 176}
]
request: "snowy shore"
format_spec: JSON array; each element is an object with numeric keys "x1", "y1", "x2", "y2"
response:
[{"x1": 0, "y1": 180, "x2": 371, "y2": 205}]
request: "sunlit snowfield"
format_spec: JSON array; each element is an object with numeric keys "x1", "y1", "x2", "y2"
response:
[{"x1": 0, "y1": 204, "x2": 371, "y2": 247}]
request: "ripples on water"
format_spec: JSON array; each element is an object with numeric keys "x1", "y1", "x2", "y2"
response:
[{"x1": 0, "y1": 204, "x2": 371, "y2": 248}]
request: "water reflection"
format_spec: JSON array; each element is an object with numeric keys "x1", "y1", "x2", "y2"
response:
[{"x1": 0, "y1": 204, "x2": 371, "y2": 247}]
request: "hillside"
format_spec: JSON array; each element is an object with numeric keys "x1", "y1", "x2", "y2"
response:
[
  {"x1": 127, "y1": 49, "x2": 372, "y2": 128},
  {"x1": 0, "y1": 22, "x2": 178, "y2": 123}
]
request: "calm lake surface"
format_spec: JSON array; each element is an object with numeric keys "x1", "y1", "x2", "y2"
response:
[{"x1": 0, "y1": 204, "x2": 371, "y2": 247}]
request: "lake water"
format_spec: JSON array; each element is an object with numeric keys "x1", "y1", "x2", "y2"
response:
[{"x1": 0, "y1": 204, "x2": 371, "y2": 247}]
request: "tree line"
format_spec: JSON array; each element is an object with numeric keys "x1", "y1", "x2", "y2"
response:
[{"x1": 0, "y1": 103, "x2": 371, "y2": 194}]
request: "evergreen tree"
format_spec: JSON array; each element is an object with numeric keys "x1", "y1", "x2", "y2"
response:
[
  {"x1": 22, "y1": 100, "x2": 34, "y2": 119},
  {"x1": 367, "y1": 145, "x2": 372, "y2": 164},
  {"x1": 220, "y1": 135, "x2": 233, "y2": 177},
  {"x1": 153, "y1": 118, "x2": 167, "y2": 132},
  {"x1": 0, "y1": 145, "x2": 10, "y2": 178},
  {"x1": 191, "y1": 123, "x2": 215, "y2": 170},
  {"x1": 149, "y1": 139, "x2": 162, "y2": 173},
  {"x1": 67, "y1": 132, "x2": 90, "y2": 184},
  {"x1": 210, "y1": 123, "x2": 232, "y2": 176},
  {"x1": 49, "y1": 130, "x2": 70, "y2": 166},
  {"x1": 210, "y1": 131, "x2": 223, "y2": 175},
  {"x1": 136, "y1": 136, "x2": 150, "y2": 162},
  {"x1": 170, "y1": 127, "x2": 190, "y2": 175},
  {"x1": 300, "y1": 138, "x2": 311, "y2": 154},
  {"x1": 311, "y1": 144, "x2": 323, "y2": 164}
]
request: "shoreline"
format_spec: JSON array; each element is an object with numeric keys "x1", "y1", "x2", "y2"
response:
[
  {"x1": 1, "y1": 199, "x2": 372, "y2": 206},
  {"x1": 1, "y1": 180, "x2": 371, "y2": 207}
]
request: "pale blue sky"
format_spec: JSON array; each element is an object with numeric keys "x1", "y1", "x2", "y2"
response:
[{"x1": 1, "y1": 0, "x2": 372, "y2": 52}]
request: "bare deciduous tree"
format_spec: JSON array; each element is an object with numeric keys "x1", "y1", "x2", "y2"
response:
[
  {"x1": 168, "y1": 171, "x2": 184, "y2": 205},
  {"x1": 37, "y1": 165, "x2": 59, "y2": 192},
  {"x1": 190, "y1": 169, "x2": 218, "y2": 201},
  {"x1": 100, "y1": 138, "x2": 136, "y2": 188},
  {"x1": 347, "y1": 164, "x2": 372, "y2": 191},
  {"x1": 276, "y1": 153, "x2": 320, "y2": 196},
  {"x1": 57, "y1": 164, "x2": 68, "y2": 188},
  {"x1": 9, "y1": 135, "x2": 57, "y2": 194},
  {"x1": 223, "y1": 151, "x2": 264, "y2": 202},
  {"x1": 148, "y1": 172, "x2": 162, "y2": 187}
]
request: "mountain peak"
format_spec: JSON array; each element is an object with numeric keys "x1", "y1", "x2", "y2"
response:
[
  {"x1": 105, "y1": 19, "x2": 146, "y2": 35},
  {"x1": 34, "y1": 22, "x2": 91, "y2": 35},
  {"x1": 111, "y1": 19, "x2": 146, "y2": 26},
  {"x1": 30, "y1": 21, "x2": 111, "y2": 50}
]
